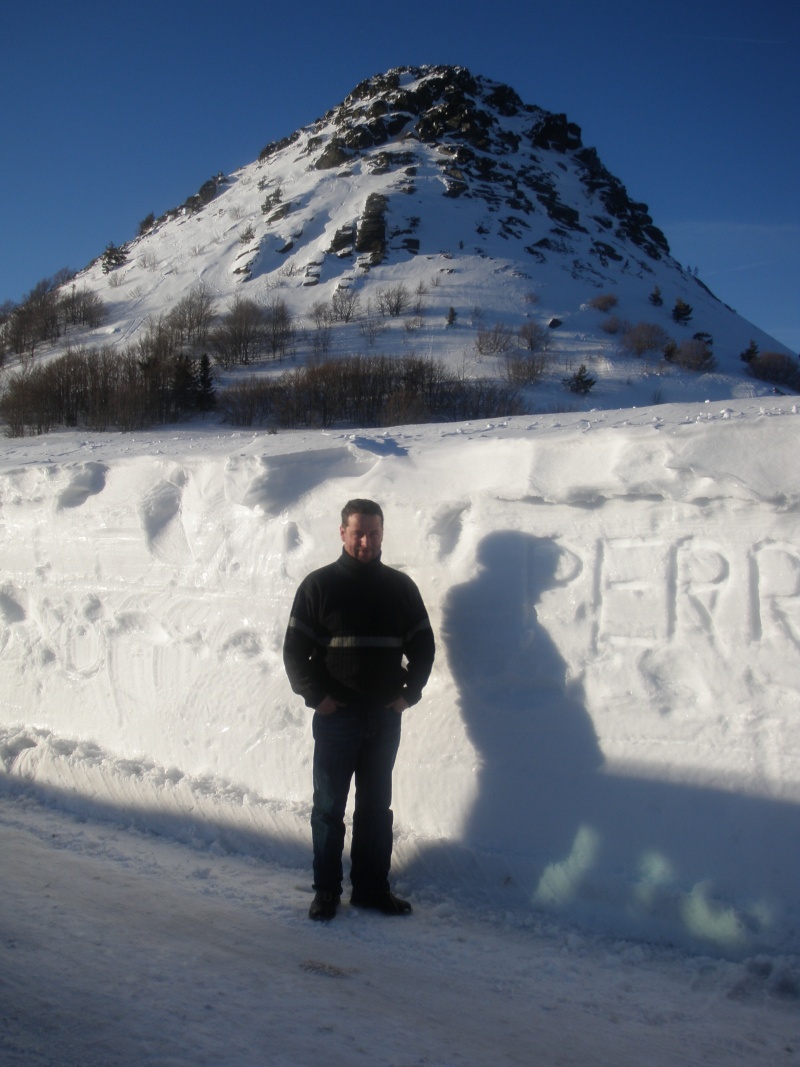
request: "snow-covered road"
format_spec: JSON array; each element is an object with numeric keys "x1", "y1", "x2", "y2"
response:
[{"x1": 2, "y1": 791, "x2": 797, "y2": 1067}]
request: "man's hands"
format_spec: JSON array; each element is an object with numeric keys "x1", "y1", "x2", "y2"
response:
[
  {"x1": 315, "y1": 695, "x2": 344, "y2": 716},
  {"x1": 387, "y1": 697, "x2": 409, "y2": 714}
]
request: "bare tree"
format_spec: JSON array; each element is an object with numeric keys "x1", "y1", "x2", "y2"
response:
[
  {"x1": 309, "y1": 302, "x2": 332, "y2": 359},
  {"x1": 210, "y1": 296, "x2": 266, "y2": 367},
  {"x1": 264, "y1": 297, "x2": 294, "y2": 360},
  {"x1": 330, "y1": 288, "x2": 360, "y2": 323},
  {"x1": 665, "y1": 337, "x2": 715, "y2": 372},
  {"x1": 6, "y1": 278, "x2": 61, "y2": 356},
  {"x1": 475, "y1": 322, "x2": 515, "y2": 356},
  {"x1": 588, "y1": 293, "x2": 618, "y2": 312},
  {"x1": 620, "y1": 321, "x2": 671, "y2": 358},
  {"x1": 504, "y1": 350, "x2": 546, "y2": 386},
  {"x1": 518, "y1": 321, "x2": 550, "y2": 355},
  {"x1": 746, "y1": 352, "x2": 800, "y2": 391},
  {"x1": 358, "y1": 300, "x2": 388, "y2": 347},
  {"x1": 412, "y1": 280, "x2": 427, "y2": 316},
  {"x1": 309, "y1": 301, "x2": 332, "y2": 329},
  {"x1": 59, "y1": 286, "x2": 107, "y2": 329},
  {"x1": 168, "y1": 283, "x2": 217, "y2": 349},
  {"x1": 376, "y1": 283, "x2": 411, "y2": 317}
]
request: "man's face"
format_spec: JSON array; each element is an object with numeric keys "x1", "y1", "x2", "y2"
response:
[{"x1": 340, "y1": 512, "x2": 384, "y2": 562}]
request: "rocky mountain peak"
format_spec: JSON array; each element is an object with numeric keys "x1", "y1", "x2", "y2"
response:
[{"x1": 254, "y1": 65, "x2": 668, "y2": 267}]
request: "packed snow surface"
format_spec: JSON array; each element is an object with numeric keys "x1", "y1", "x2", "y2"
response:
[
  {"x1": 2, "y1": 396, "x2": 800, "y2": 1064},
  {"x1": 2, "y1": 793, "x2": 798, "y2": 1067}
]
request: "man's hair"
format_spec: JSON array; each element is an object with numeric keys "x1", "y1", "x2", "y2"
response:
[{"x1": 341, "y1": 499, "x2": 384, "y2": 526}]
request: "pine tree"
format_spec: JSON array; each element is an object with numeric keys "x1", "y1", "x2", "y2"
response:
[
  {"x1": 563, "y1": 364, "x2": 596, "y2": 394},
  {"x1": 740, "y1": 340, "x2": 759, "y2": 364},
  {"x1": 648, "y1": 285, "x2": 663, "y2": 307},
  {"x1": 101, "y1": 242, "x2": 128, "y2": 274},
  {"x1": 671, "y1": 298, "x2": 693, "y2": 325},
  {"x1": 172, "y1": 353, "x2": 199, "y2": 416},
  {"x1": 196, "y1": 353, "x2": 216, "y2": 414}
]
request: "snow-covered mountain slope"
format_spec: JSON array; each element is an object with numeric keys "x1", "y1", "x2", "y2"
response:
[{"x1": 59, "y1": 65, "x2": 790, "y2": 406}]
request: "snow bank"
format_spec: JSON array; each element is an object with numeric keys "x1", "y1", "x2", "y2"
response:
[{"x1": 2, "y1": 397, "x2": 800, "y2": 957}]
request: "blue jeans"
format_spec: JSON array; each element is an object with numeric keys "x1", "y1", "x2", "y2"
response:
[{"x1": 311, "y1": 705, "x2": 402, "y2": 897}]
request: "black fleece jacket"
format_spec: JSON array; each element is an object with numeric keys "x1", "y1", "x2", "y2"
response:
[{"x1": 283, "y1": 549, "x2": 435, "y2": 711}]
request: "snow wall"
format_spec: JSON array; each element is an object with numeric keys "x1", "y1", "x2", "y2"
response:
[{"x1": 2, "y1": 400, "x2": 800, "y2": 957}]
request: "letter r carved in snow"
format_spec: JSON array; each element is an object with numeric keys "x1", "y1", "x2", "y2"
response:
[{"x1": 750, "y1": 542, "x2": 800, "y2": 649}]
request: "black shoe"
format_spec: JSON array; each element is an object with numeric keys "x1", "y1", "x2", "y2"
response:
[
  {"x1": 350, "y1": 889, "x2": 412, "y2": 915},
  {"x1": 309, "y1": 889, "x2": 339, "y2": 921}
]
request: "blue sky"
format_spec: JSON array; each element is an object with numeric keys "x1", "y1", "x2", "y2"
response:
[{"x1": 3, "y1": 0, "x2": 798, "y2": 351}]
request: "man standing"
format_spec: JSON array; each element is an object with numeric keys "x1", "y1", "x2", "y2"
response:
[{"x1": 283, "y1": 499, "x2": 435, "y2": 921}]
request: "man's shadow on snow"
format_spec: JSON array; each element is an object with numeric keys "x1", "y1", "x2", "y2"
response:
[
  {"x1": 442, "y1": 532, "x2": 602, "y2": 860},
  {"x1": 401, "y1": 530, "x2": 800, "y2": 957}
]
